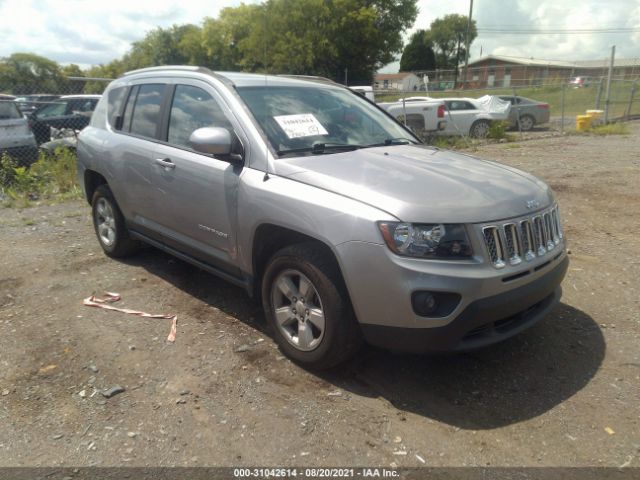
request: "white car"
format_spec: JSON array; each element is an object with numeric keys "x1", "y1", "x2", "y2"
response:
[{"x1": 436, "y1": 96, "x2": 511, "y2": 138}]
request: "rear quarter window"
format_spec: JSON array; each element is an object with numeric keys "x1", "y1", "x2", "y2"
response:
[{"x1": 107, "y1": 87, "x2": 129, "y2": 129}]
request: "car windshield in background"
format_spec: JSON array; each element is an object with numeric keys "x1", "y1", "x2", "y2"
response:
[
  {"x1": 0, "y1": 102, "x2": 22, "y2": 120},
  {"x1": 235, "y1": 85, "x2": 418, "y2": 156}
]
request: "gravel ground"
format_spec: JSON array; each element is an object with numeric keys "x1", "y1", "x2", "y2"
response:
[{"x1": 0, "y1": 123, "x2": 639, "y2": 469}]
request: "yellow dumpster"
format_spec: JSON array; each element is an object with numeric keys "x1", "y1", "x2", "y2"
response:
[{"x1": 576, "y1": 115, "x2": 592, "y2": 131}]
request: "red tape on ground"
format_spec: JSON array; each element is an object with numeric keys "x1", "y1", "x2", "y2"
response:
[{"x1": 83, "y1": 292, "x2": 177, "y2": 342}]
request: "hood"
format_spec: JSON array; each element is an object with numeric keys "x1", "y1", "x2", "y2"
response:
[{"x1": 273, "y1": 145, "x2": 553, "y2": 223}]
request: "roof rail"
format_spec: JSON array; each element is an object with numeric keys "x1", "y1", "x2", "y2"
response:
[
  {"x1": 124, "y1": 65, "x2": 213, "y2": 76},
  {"x1": 276, "y1": 74, "x2": 340, "y2": 86}
]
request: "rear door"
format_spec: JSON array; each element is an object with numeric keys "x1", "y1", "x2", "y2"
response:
[
  {"x1": 444, "y1": 100, "x2": 477, "y2": 135},
  {"x1": 115, "y1": 83, "x2": 168, "y2": 232}
]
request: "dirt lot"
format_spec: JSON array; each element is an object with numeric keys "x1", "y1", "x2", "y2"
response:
[{"x1": 1, "y1": 123, "x2": 639, "y2": 469}]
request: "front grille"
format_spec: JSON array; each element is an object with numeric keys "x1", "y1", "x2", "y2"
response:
[{"x1": 482, "y1": 205, "x2": 564, "y2": 269}]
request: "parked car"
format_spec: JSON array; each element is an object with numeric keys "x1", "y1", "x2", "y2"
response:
[
  {"x1": 78, "y1": 66, "x2": 568, "y2": 369},
  {"x1": 0, "y1": 100, "x2": 38, "y2": 166},
  {"x1": 0, "y1": 94, "x2": 17, "y2": 102},
  {"x1": 14, "y1": 94, "x2": 60, "y2": 115},
  {"x1": 436, "y1": 96, "x2": 511, "y2": 137},
  {"x1": 569, "y1": 76, "x2": 592, "y2": 88},
  {"x1": 349, "y1": 86, "x2": 375, "y2": 102},
  {"x1": 498, "y1": 96, "x2": 550, "y2": 131},
  {"x1": 29, "y1": 95, "x2": 100, "y2": 144},
  {"x1": 377, "y1": 97, "x2": 447, "y2": 138}
]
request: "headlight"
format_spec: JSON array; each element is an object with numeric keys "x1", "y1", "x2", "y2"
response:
[{"x1": 378, "y1": 222, "x2": 473, "y2": 259}]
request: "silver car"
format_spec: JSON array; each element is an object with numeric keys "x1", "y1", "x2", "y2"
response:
[
  {"x1": 499, "y1": 96, "x2": 551, "y2": 131},
  {"x1": 77, "y1": 66, "x2": 568, "y2": 369},
  {"x1": 0, "y1": 99, "x2": 38, "y2": 166}
]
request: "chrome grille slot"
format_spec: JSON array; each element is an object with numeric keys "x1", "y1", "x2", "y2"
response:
[
  {"x1": 483, "y1": 226, "x2": 506, "y2": 268},
  {"x1": 543, "y1": 213, "x2": 555, "y2": 251},
  {"x1": 520, "y1": 220, "x2": 536, "y2": 261},
  {"x1": 503, "y1": 223, "x2": 522, "y2": 265},
  {"x1": 533, "y1": 216, "x2": 546, "y2": 256},
  {"x1": 482, "y1": 205, "x2": 565, "y2": 269},
  {"x1": 551, "y1": 208, "x2": 561, "y2": 244}
]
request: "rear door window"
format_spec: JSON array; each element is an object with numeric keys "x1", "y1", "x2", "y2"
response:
[{"x1": 129, "y1": 84, "x2": 165, "y2": 139}]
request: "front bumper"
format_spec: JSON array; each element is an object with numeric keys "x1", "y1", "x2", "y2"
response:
[{"x1": 360, "y1": 256, "x2": 567, "y2": 353}]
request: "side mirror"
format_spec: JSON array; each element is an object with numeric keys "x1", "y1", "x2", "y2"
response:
[
  {"x1": 189, "y1": 127, "x2": 243, "y2": 165},
  {"x1": 189, "y1": 127, "x2": 233, "y2": 155}
]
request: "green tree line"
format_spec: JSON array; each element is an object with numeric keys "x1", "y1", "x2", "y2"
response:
[{"x1": 1, "y1": 0, "x2": 419, "y2": 94}]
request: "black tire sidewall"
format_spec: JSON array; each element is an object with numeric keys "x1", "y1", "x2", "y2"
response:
[
  {"x1": 91, "y1": 185, "x2": 134, "y2": 257},
  {"x1": 261, "y1": 246, "x2": 353, "y2": 368},
  {"x1": 471, "y1": 120, "x2": 490, "y2": 138},
  {"x1": 519, "y1": 115, "x2": 535, "y2": 131}
]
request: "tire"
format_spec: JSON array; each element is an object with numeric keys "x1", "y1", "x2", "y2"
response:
[
  {"x1": 261, "y1": 243, "x2": 362, "y2": 370},
  {"x1": 91, "y1": 184, "x2": 140, "y2": 258},
  {"x1": 517, "y1": 114, "x2": 535, "y2": 132},
  {"x1": 470, "y1": 119, "x2": 491, "y2": 138}
]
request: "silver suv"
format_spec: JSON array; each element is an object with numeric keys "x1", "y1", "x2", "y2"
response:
[{"x1": 77, "y1": 66, "x2": 568, "y2": 369}]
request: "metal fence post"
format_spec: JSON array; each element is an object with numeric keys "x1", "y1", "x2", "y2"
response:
[
  {"x1": 625, "y1": 81, "x2": 637, "y2": 119},
  {"x1": 604, "y1": 45, "x2": 616, "y2": 122},
  {"x1": 561, "y1": 83, "x2": 565, "y2": 134},
  {"x1": 595, "y1": 79, "x2": 603, "y2": 110},
  {"x1": 513, "y1": 86, "x2": 523, "y2": 138}
]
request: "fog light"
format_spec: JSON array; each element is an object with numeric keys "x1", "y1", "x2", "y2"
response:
[
  {"x1": 413, "y1": 292, "x2": 437, "y2": 316},
  {"x1": 411, "y1": 291, "x2": 462, "y2": 318}
]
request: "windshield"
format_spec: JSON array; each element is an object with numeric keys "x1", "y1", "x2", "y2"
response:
[
  {"x1": 0, "y1": 101, "x2": 22, "y2": 120},
  {"x1": 236, "y1": 85, "x2": 418, "y2": 156}
]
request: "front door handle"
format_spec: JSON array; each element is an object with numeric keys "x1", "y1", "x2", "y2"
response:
[{"x1": 154, "y1": 158, "x2": 175, "y2": 169}]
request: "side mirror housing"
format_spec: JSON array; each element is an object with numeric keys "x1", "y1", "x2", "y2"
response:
[{"x1": 189, "y1": 127, "x2": 244, "y2": 165}]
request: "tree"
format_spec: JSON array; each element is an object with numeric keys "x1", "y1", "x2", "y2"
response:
[
  {"x1": 227, "y1": 0, "x2": 418, "y2": 84},
  {"x1": 429, "y1": 14, "x2": 477, "y2": 81},
  {"x1": 0, "y1": 53, "x2": 63, "y2": 94},
  {"x1": 399, "y1": 30, "x2": 436, "y2": 72}
]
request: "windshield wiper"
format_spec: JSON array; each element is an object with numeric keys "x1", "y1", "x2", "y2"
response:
[
  {"x1": 277, "y1": 143, "x2": 363, "y2": 157},
  {"x1": 364, "y1": 137, "x2": 417, "y2": 148}
]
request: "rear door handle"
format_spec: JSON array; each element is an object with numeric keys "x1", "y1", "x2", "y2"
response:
[{"x1": 154, "y1": 158, "x2": 175, "y2": 169}]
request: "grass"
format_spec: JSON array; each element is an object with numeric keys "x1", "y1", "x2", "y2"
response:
[
  {"x1": 1, "y1": 148, "x2": 82, "y2": 208},
  {"x1": 377, "y1": 81, "x2": 640, "y2": 118},
  {"x1": 572, "y1": 122, "x2": 630, "y2": 136}
]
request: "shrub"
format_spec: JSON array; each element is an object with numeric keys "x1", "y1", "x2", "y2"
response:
[{"x1": 0, "y1": 148, "x2": 81, "y2": 206}]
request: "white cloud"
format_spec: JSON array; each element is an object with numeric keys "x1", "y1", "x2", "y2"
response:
[
  {"x1": 0, "y1": 0, "x2": 253, "y2": 67},
  {"x1": 381, "y1": 0, "x2": 640, "y2": 72},
  {"x1": 0, "y1": 0, "x2": 638, "y2": 72}
]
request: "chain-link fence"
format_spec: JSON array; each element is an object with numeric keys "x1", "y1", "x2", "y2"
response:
[
  {"x1": 0, "y1": 77, "x2": 111, "y2": 166},
  {"x1": 1, "y1": 72, "x2": 638, "y2": 168},
  {"x1": 374, "y1": 76, "x2": 639, "y2": 142}
]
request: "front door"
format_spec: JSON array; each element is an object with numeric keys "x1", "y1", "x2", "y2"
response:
[{"x1": 150, "y1": 83, "x2": 243, "y2": 274}]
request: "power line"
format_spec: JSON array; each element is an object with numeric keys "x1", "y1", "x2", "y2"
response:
[{"x1": 477, "y1": 27, "x2": 640, "y2": 34}]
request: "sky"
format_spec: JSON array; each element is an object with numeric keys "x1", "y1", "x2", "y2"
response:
[{"x1": 0, "y1": 0, "x2": 639, "y2": 71}]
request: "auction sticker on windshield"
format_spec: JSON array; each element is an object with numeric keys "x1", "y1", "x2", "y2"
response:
[{"x1": 274, "y1": 114, "x2": 329, "y2": 139}]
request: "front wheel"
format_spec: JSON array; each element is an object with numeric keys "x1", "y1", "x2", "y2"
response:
[
  {"x1": 261, "y1": 243, "x2": 362, "y2": 370},
  {"x1": 470, "y1": 120, "x2": 491, "y2": 138}
]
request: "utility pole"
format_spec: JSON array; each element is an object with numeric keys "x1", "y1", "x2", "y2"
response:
[
  {"x1": 604, "y1": 45, "x2": 615, "y2": 122},
  {"x1": 462, "y1": 0, "x2": 474, "y2": 89}
]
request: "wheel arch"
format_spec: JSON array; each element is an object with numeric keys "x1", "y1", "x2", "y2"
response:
[
  {"x1": 83, "y1": 169, "x2": 107, "y2": 205},
  {"x1": 251, "y1": 223, "x2": 350, "y2": 301}
]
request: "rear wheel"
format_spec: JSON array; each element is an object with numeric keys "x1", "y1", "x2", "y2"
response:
[
  {"x1": 261, "y1": 243, "x2": 362, "y2": 370},
  {"x1": 518, "y1": 114, "x2": 535, "y2": 131},
  {"x1": 470, "y1": 119, "x2": 491, "y2": 138},
  {"x1": 91, "y1": 184, "x2": 140, "y2": 258}
]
